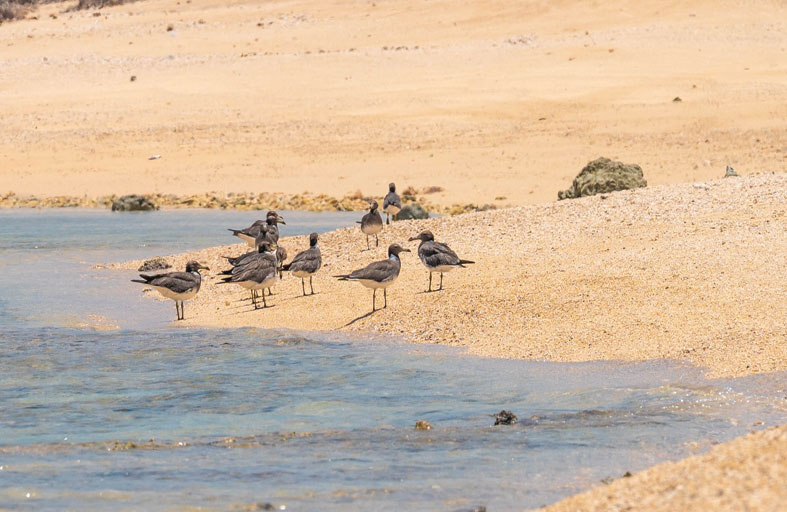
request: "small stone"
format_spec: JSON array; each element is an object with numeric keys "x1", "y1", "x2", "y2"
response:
[
  {"x1": 494, "y1": 410, "x2": 517, "y2": 425},
  {"x1": 724, "y1": 165, "x2": 739, "y2": 178},
  {"x1": 398, "y1": 203, "x2": 429, "y2": 220},
  {"x1": 673, "y1": 96, "x2": 682, "y2": 102},
  {"x1": 414, "y1": 419, "x2": 433, "y2": 430},
  {"x1": 138, "y1": 257, "x2": 171, "y2": 272}
]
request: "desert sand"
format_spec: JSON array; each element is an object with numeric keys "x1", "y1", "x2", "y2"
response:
[
  {"x1": 2, "y1": 0, "x2": 786, "y2": 208},
  {"x1": 4, "y1": 0, "x2": 787, "y2": 509}
]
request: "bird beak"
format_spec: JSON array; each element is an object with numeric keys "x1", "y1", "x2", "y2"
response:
[
  {"x1": 401, "y1": 248, "x2": 411, "y2": 252},
  {"x1": 408, "y1": 236, "x2": 418, "y2": 242},
  {"x1": 277, "y1": 215, "x2": 286, "y2": 224},
  {"x1": 198, "y1": 263, "x2": 210, "y2": 270}
]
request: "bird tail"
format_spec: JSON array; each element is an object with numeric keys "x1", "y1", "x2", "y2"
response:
[
  {"x1": 333, "y1": 274, "x2": 351, "y2": 280},
  {"x1": 131, "y1": 279, "x2": 150, "y2": 284},
  {"x1": 218, "y1": 268, "x2": 233, "y2": 276},
  {"x1": 217, "y1": 277, "x2": 233, "y2": 284},
  {"x1": 355, "y1": 221, "x2": 362, "y2": 224},
  {"x1": 458, "y1": 259, "x2": 475, "y2": 266},
  {"x1": 228, "y1": 229, "x2": 242, "y2": 236},
  {"x1": 282, "y1": 263, "x2": 292, "y2": 271}
]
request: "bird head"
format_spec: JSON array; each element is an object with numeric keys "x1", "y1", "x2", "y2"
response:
[{"x1": 408, "y1": 230, "x2": 434, "y2": 242}]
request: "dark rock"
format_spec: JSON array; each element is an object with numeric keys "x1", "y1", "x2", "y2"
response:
[
  {"x1": 558, "y1": 157, "x2": 647, "y2": 200},
  {"x1": 111, "y1": 194, "x2": 158, "y2": 211},
  {"x1": 397, "y1": 203, "x2": 429, "y2": 220},
  {"x1": 494, "y1": 410, "x2": 517, "y2": 425},
  {"x1": 724, "y1": 165, "x2": 739, "y2": 178},
  {"x1": 138, "y1": 257, "x2": 171, "y2": 272},
  {"x1": 672, "y1": 96, "x2": 682, "y2": 102},
  {"x1": 414, "y1": 419, "x2": 433, "y2": 431}
]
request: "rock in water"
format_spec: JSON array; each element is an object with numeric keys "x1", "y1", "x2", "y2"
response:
[
  {"x1": 493, "y1": 410, "x2": 517, "y2": 425},
  {"x1": 414, "y1": 419, "x2": 433, "y2": 430},
  {"x1": 138, "y1": 257, "x2": 171, "y2": 272},
  {"x1": 397, "y1": 203, "x2": 429, "y2": 220},
  {"x1": 558, "y1": 157, "x2": 647, "y2": 200},
  {"x1": 111, "y1": 194, "x2": 158, "y2": 211}
]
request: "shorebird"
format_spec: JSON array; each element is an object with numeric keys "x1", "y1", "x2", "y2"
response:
[
  {"x1": 408, "y1": 230, "x2": 474, "y2": 292},
  {"x1": 132, "y1": 261, "x2": 209, "y2": 320},
  {"x1": 228, "y1": 211, "x2": 285, "y2": 248},
  {"x1": 218, "y1": 242, "x2": 278, "y2": 309},
  {"x1": 335, "y1": 243, "x2": 410, "y2": 312},
  {"x1": 357, "y1": 200, "x2": 383, "y2": 250},
  {"x1": 382, "y1": 182, "x2": 402, "y2": 225},
  {"x1": 283, "y1": 232, "x2": 321, "y2": 295}
]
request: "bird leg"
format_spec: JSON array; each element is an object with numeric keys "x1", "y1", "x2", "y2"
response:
[
  {"x1": 262, "y1": 290, "x2": 268, "y2": 308},
  {"x1": 439, "y1": 272, "x2": 443, "y2": 290},
  {"x1": 366, "y1": 235, "x2": 370, "y2": 251},
  {"x1": 251, "y1": 290, "x2": 257, "y2": 309},
  {"x1": 384, "y1": 288, "x2": 387, "y2": 308},
  {"x1": 372, "y1": 289, "x2": 377, "y2": 312},
  {"x1": 301, "y1": 278, "x2": 306, "y2": 296},
  {"x1": 181, "y1": 301, "x2": 185, "y2": 320},
  {"x1": 375, "y1": 234, "x2": 379, "y2": 247},
  {"x1": 175, "y1": 301, "x2": 180, "y2": 321},
  {"x1": 309, "y1": 276, "x2": 314, "y2": 295},
  {"x1": 428, "y1": 272, "x2": 432, "y2": 292}
]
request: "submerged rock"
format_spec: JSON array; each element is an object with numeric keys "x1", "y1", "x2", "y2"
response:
[
  {"x1": 111, "y1": 194, "x2": 158, "y2": 211},
  {"x1": 415, "y1": 419, "x2": 433, "y2": 431},
  {"x1": 398, "y1": 203, "x2": 429, "y2": 220},
  {"x1": 493, "y1": 410, "x2": 518, "y2": 426},
  {"x1": 558, "y1": 157, "x2": 647, "y2": 200},
  {"x1": 138, "y1": 257, "x2": 171, "y2": 272}
]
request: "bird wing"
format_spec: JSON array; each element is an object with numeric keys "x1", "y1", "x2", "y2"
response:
[
  {"x1": 349, "y1": 258, "x2": 399, "y2": 282},
  {"x1": 288, "y1": 247, "x2": 322, "y2": 273},
  {"x1": 145, "y1": 272, "x2": 199, "y2": 293},
  {"x1": 419, "y1": 241, "x2": 461, "y2": 267},
  {"x1": 383, "y1": 192, "x2": 401, "y2": 209},
  {"x1": 230, "y1": 254, "x2": 277, "y2": 282}
]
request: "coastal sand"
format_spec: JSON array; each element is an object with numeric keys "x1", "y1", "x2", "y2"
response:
[
  {"x1": 2, "y1": 0, "x2": 786, "y2": 208},
  {"x1": 115, "y1": 173, "x2": 787, "y2": 511},
  {"x1": 118, "y1": 173, "x2": 787, "y2": 379}
]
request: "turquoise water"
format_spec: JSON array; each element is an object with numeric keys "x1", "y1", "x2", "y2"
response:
[{"x1": 0, "y1": 209, "x2": 784, "y2": 511}]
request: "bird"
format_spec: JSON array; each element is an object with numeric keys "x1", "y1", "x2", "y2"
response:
[
  {"x1": 275, "y1": 244, "x2": 288, "y2": 279},
  {"x1": 335, "y1": 243, "x2": 410, "y2": 312},
  {"x1": 228, "y1": 211, "x2": 285, "y2": 248},
  {"x1": 382, "y1": 182, "x2": 402, "y2": 224},
  {"x1": 283, "y1": 232, "x2": 321, "y2": 296},
  {"x1": 408, "y1": 230, "x2": 474, "y2": 292},
  {"x1": 218, "y1": 242, "x2": 279, "y2": 309},
  {"x1": 357, "y1": 200, "x2": 383, "y2": 250},
  {"x1": 131, "y1": 261, "x2": 209, "y2": 320}
]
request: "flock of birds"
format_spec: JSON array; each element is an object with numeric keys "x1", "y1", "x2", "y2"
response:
[{"x1": 132, "y1": 183, "x2": 474, "y2": 320}]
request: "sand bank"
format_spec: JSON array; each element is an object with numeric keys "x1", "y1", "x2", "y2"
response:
[
  {"x1": 3, "y1": 0, "x2": 786, "y2": 207},
  {"x1": 116, "y1": 173, "x2": 787, "y2": 379}
]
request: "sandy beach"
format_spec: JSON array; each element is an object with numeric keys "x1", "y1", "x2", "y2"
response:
[
  {"x1": 117, "y1": 173, "x2": 787, "y2": 380},
  {"x1": 2, "y1": 0, "x2": 786, "y2": 209},
  {"x1": 4, "y1": 0, "x2": 787, "y2": 508}
]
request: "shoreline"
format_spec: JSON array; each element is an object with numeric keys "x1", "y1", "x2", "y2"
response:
[
  {"x1": 114, "y1": 172, "x2": 787, "y2": 380},
  {"x1": 0, "y1": 190, "x2": 496, "y2": 215},
  {"x1": 111, "y1": 173, "x2": 787, "y2": 511}
]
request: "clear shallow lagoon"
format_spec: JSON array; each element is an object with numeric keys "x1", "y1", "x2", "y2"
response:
[{"x1": 0, "y1": 209, "x2": 785, "y2": 511}]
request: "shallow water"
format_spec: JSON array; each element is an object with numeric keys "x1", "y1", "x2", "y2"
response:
[{"x1": 0, "y1": 209, "x2": 784, "y2": 511}]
